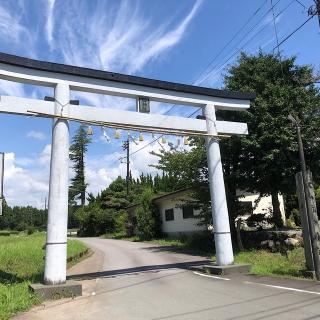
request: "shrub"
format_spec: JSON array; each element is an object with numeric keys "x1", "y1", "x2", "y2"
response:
[
  {"x1": 75, "y1": 204, "x2": 116, "y2": 236},
  {"x1": 135, "y1": 189, "x2": 161, "y2": 240},
  {"x1": 115, "y1": 210, "x2": 129, "y2": 233},
  {"x1": 27, "y1": 225, "x2": 35, "y2": 235}
]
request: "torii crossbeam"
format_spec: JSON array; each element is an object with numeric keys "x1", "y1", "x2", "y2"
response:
[{"x1": 0, "y1": 52, "x2": 255, "y2": 285}]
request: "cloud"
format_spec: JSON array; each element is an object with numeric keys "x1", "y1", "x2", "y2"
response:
[
  {"x1": 53, "y1": 0, "x2": 202, "y2": 74},
  {"x1": 3, "y1": 152, "x2": 49, "y2": 208},
  {"x1": 0, "y1": 80, "x2": 25, "y2": 97},
  {"x1": 131, "y1": 0, "x2": 203, "y2": 74},
  {"x1": 38, "y1": 144, "x2": 52, "y2": 165},
  {"x1": 49, "y1": 0, "x2": 202, "y2": 109},
  {"x1": 45, "y1": 0, "x2": 56, "y2": 47},
  {"x1": 0, "y1": 4, "x2": 27, "y2": 43},
  {"x1": 85, "y1": 134, "x2": 189, "y2": 195},
  {"x1": 26, "y1": 130, "x2": 47, "y2": 140}
]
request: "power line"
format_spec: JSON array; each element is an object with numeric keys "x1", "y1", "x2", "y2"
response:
[
  {"x1": 272, "y1": 13, "x2": 316, "y2": 51},
  {"x1": 200, "y1": 0, "x2": 294, "y2": 84},
  {"x1": 294, "y1": 0, "x2": 307, "y2": 9},
  {"x1": 271, "y1": 0, "x2": 281, "y2": 56},
  {"x1": 163, "y1": 0, "x2": 272, "y2": 117},
  {"x1": 194, "y1": 0, "x2": 269, "y2": 85}
]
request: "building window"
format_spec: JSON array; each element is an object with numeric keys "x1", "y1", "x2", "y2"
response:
[
  {"x1": 182, "y1": 206, "x2": 194, "y2": 219},
  {"x1": 238, "y1": 201, "x2": 253, "y2": 215},
  {"x1": 165, "y1": 209, "x2": 174, "y2": 221}
]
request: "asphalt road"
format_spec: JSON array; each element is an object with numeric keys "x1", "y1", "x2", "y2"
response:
[{"x1": 15, "y1": 238, "x2": 320, "y2": 320}]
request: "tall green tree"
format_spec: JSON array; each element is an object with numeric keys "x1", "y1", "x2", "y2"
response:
[
  {"x1": 69, "y1": 124, "x2": 92, "y2": 206},
  {"x1": 155, "y1": 52, "x2": 320, "y2": 229},
  {"x1": 223, "y1": 52, "x2": 320, "y2": 227}
]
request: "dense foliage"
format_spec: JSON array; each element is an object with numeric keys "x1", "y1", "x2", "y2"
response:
[
  {"x1": 0, "y1": 200, "x2": 46, "y2": 232},
  {"x1": 135, "y1": 188, "x2": 161, "y2": 240}
]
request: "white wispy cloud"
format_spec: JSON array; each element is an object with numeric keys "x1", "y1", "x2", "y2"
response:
[
  {"x1": 0, "y1": 4, "x2": 27, "y2": 43},
  {"x1": 0, "y1": 80, "x2": 25, "y2": 97},
  {"x1": 45, "y1": 0, "x2": 202, "y2": 108},
  {"x1": 53, "y1": 0, "x2": 203, "y2": 77},
  {"x1": 26, "y1": 130, "x2": 47, "y2": 141},
  {"x1": 45, "y1": 0, "x2": 56, "y2": 47}
]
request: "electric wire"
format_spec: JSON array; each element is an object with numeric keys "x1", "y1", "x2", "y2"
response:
[
  {"x1": 272, "y1": 13, "x2": 316, "y2": 51},
  {"x1": 294, "y1": 0, "x2": 307, "y2": 9},
  {"x1": 200, "y1": 0, "x2": 294, "y2": 84},
  {"x1": 163, "y1": 0, "x2": 272, "y2": 116},
  {"x1": 271, "y1": 0, "x2": 281, "y2": 56},
  {"x1": 194, "y1": 0, "x2": 269, "y2": 85}
]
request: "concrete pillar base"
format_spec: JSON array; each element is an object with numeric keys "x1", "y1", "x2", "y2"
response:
[
  {"x1": 29, "y1": 281, "x2": 82, "y2": 300},
  {"x1": 191, "y1": 263, "x2": 251, "y2": 276}
]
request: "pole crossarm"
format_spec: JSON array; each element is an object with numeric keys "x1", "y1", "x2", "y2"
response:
[
  {"x1": 0, "y1": 52, "x2": 254, "y2": 109},
  {"x1": 0, "y1": 95, "x2": 248, "y2": 137}
]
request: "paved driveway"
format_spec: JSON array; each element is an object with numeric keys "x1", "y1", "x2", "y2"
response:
[{"x1": 15, "y1": 238, "x2": 320, "y2": 320}]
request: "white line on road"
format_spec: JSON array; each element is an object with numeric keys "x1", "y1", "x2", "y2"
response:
[
  {"x1": 193, "y1": 271, "x2": 230, "y2": 281},
  {"x1": 245, "y1": 281, "x2": 320, "y2": 295}
]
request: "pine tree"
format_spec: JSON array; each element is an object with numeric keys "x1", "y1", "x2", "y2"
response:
[{"x1": 69, "y1": 124, "x2": 92, "y2": 206}]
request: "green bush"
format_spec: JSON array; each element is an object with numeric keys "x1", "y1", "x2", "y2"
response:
[
  {"x1": 115, "y1": 210, "x2": 129, "y2": 233},
  {"x1": 27, "y1": 226, "x2": 35, "y2": 235},
  {"x1": 75, "y1": 204, "x2": 116, "y2": 236},
  {"x1": 135, "y1": 189, "x2": 161, "y2": 240}
]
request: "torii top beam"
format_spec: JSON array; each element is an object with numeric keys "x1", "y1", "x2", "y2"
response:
[{"x1": 0, "y1": 52, "x2": 255, "y2": 110}]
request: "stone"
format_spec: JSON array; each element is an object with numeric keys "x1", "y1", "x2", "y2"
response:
[
  {"x1": 261, "y1": 240, "x2": 275, "y2": 250},
  {"x1": 284, "y1": 238, "x2": 300, "y2": 248},
  {"x1": 29, "y1": 281, "x2": 82, "y2": 300}
]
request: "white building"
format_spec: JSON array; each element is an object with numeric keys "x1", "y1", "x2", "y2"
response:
[{"x1": 127, "y1": 188, "x2": 286, "y2": 236}]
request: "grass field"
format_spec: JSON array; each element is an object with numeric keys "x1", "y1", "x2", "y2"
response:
[
  {"x1": 233, "y1": 248, "x2": 306, "y2": 278},
  {"x1": 0, "y1": 233, "x2": 87, "y2": 320}
]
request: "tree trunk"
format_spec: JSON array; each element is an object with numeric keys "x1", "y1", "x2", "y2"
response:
[
  {"x1": 236, "y1": 219, "x2": 244, "y2": 251},
  {"x1": 80, "y1": 151, "x2": 85, "y2": 207},
  {"x1": 271, "y1": 191, "x2": 284, "y2": 228}
]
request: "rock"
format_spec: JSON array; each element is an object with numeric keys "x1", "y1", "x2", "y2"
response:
[
  {"x1": 284, "y1": 238, "x2": 300, "y2": 249},
  {"x1": 261, "y1": 240, "x2": 275, "y2": 250}
]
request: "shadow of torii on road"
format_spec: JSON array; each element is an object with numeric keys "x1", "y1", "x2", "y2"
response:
[{"x1": 67, "y1": 260, "x2": 210, "y2": 281}]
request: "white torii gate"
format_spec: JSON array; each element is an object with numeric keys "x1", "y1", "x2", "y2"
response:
[{"x1": 0, "y1": 53, "x2": 254, "y2": 285}]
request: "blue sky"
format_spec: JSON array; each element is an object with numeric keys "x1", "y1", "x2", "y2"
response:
[{"x1": 0, "y1": 0, "x2": 319, "y2": 207}]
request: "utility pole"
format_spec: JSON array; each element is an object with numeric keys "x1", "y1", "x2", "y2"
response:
[
  {"x1": 0, "y1": 152, "x2": 4, "y2": 216},
  {"x1": 308, "y1": 0, "x2": 320, "y2": 29},
  {"x1": 122, "y1": 139, "x2": 130, "y2": 196},
  {"x1": 316, "y1": 0, "x2": 320, "y2": 28},
  {"x1": 289, "y1": 115, "x2": 320, "y2": 280}
]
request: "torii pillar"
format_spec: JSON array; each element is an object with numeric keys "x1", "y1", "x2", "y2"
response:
[
  {"x1": 44, "y1": 83, "x2": 70, "y2": 284},
  {"x1": 204, "y1": 104, "x2": 234, "y2": 266}
]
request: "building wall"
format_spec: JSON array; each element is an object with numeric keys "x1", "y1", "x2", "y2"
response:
[
  {"x1": 238, "y1": 192, "x2": 286, "y2": 222},
  {"x1": 156, "y1": 198, "x2": 206, "y2": 236}
]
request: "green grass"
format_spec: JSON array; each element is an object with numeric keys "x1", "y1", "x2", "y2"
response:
[
  {"x1": 151, "y1": 238, "x2": 308, "y2": 279},
  {"x1": 104, "y1": 233, "x2": 189, "y2": 247},
  {"x1": 0, "y1": 233, "x2": 87, "y2": 320},
  {"x1": 231, "y1": 248, "x2": 306, "y2": 279}
]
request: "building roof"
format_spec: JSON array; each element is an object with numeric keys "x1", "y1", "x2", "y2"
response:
[
  {"x1": 126, "y1": 188, "x2": 192, "y2": 210},
  {"x1": 0, "y1": 52, "x2": 255, "y2": 101}
]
